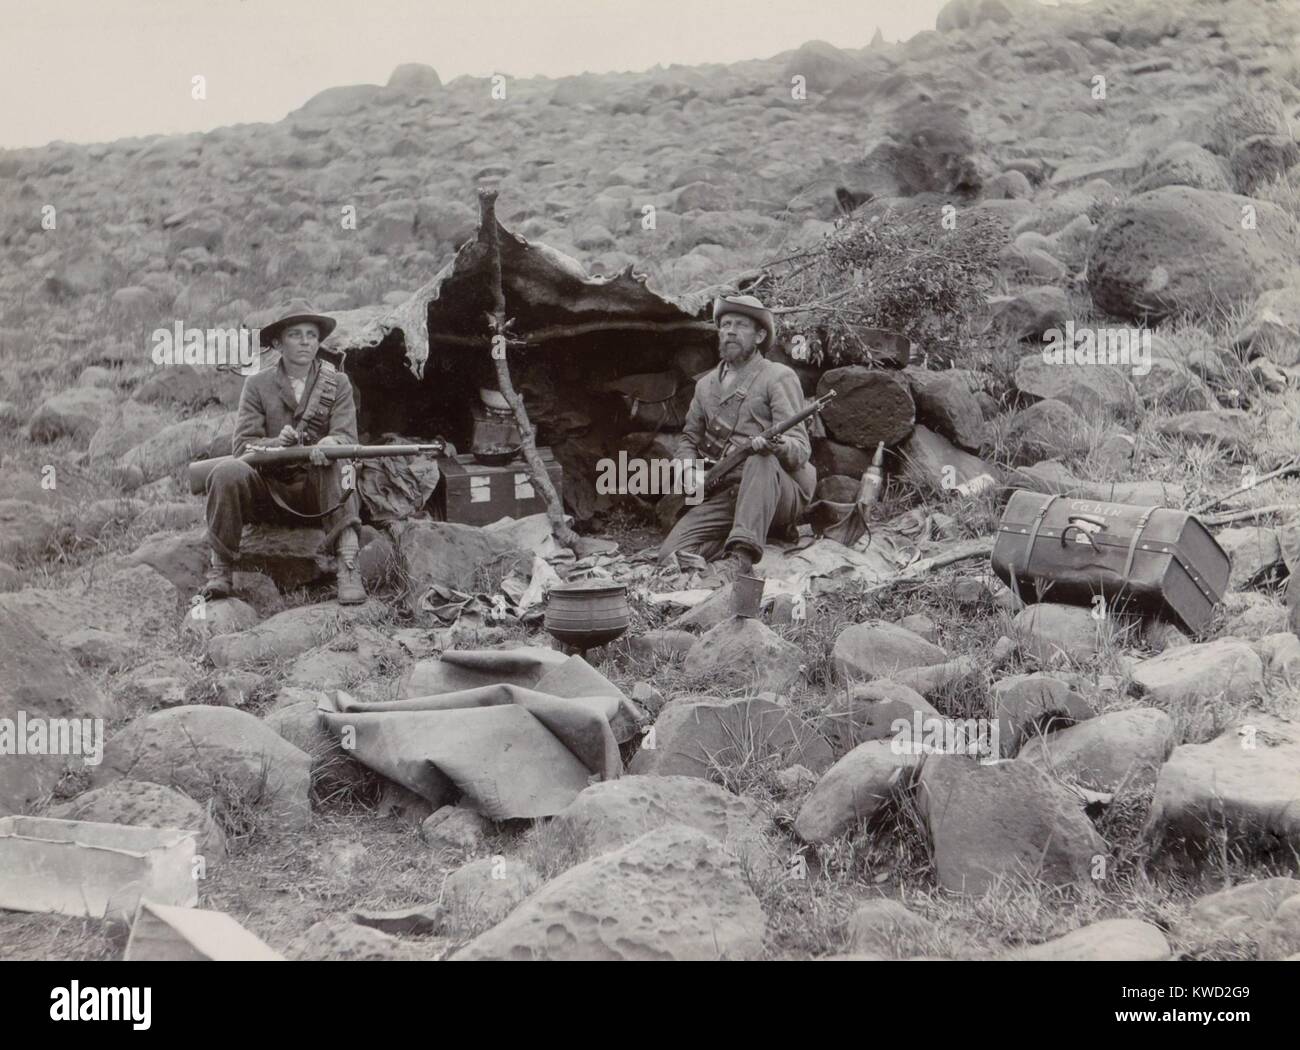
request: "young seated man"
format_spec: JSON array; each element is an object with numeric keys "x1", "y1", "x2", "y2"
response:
[{"x1": 200, "y1": 299, "x2": 366, "y2": 604}]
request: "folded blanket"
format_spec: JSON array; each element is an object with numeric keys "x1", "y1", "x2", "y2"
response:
[{"x1": 319, "y1": 648, "x2": 638, "y2": 819}]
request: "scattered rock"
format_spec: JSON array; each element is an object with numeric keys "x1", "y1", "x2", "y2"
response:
[
  {"x1": 1129, "y1": 640, "x2": 1263, "y2": 705},
  {"x1": 917, "y1": 754, "x2": 1106, "y2": 894},
  {"x1": 1005, "y1": 919, "x2": 1170, "y2": 961},
  {"x1": 452, "y1": 825, "x2": 766, "y2": 961},
  {"x1": 820, "y1": 680, "x2": 938, "y2": 754},
  {"x1": 48, "y1": 779, "x2": 226, "y2": 861},
  {"x1": 1, "y1": 596, "x2": 116, "y2": 813},
  {"x1": 1004, "y1": 399, "x2": 1087, "y2": 463},
  {"x1": 27, "y1": 387, "x2": 116, "y2": 444},
  {"x1": 629, "y1": 695, "x2": 832, "y2": 779},
  {"x1": 206, "y1": 600, "x2": 384, "y2": 668},
  {"x1": 420, "y1": 805, "x2": 489, "y2": 852},
  {"x1": 443, "y1": 857, "x2": 542, "y2": 927},
  {"x1": 794, "y1": 740, "x2": 920, "y2": 844},
  {"x1": 1175, "y1": 877, "x2": 1300, "y2": 954},
  {"x1": 832, "y1": 621, "x2": 948, "y2": 683},
  {"x1": 992, "y1": 672, "x2": 1095, "y2": 756},
  {"x1": 288, "y1": 919, "x2": 407, "y2": 961},
  {"x1": 845, "y1": 899, "x2": 940, "y2": 957},
  {"x1": 1156, "y1": 410, "x2": 1256, "y2": 460},
  {"x1": 1011, "y1": 603, "x2": 1108, "y2": 663},
  {"x1": 1146, "y1": 714, "x2": 1300, "y2": 865},
  {"x1": 1216, "y1": 526, "x2": 1282, "y2": 590},
  {"x1": 1087, "y1": 187, "x2": 1298, "y2": 322},
  {"x1": 179, "y1": 597, "x2": 259, "y2": 646},
  {"x1": 91, "y1": 705, "x2": 311, "y2": 830},
  {"x1": 551, "y1": 775, "x2": 770, "y2": 868},
  {"x1": 1018, "y1": 708, "x2": 1174, "y2": 792},
  {"x1": 684, "y1": 616, "x2": 803, "y2": 693}
]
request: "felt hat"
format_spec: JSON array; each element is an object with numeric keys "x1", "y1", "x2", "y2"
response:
[
  {"x1": 256, "y1": 298, "x2": 337, "y2": 347},
  {"x1": 713, "y1": 294, "x2": 776, "y2": 349}
]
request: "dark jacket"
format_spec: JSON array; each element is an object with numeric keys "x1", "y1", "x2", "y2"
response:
[{"x1": 232, "y1": 357, "x2": 358, "y2": 456}]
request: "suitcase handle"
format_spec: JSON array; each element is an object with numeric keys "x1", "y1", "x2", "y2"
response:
[
  {"x1": 1067, "y1": 514, "x2": 1107, "y2": 528},
  {"x1": 1060, "y1": 522, "x2": 1100, "y2": 549}
]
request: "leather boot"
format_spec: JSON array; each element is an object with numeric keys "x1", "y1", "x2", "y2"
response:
[
  {"x1": 709, "y1": 546, "x2": 755, "y2": 584},
  {"x1": 199, "y1": 550, "x2": 234, "y2": 600},
  {"x1": 336, "y1": 529, "x2": 367, "y2": 605}
]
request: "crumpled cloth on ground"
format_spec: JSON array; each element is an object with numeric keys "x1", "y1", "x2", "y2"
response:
[
  {"x1": 317, "y1": 648, "x2": 640, "y2": 819},
  {"x1": 356, "y1": 451, "x2": 442, "y2": 522}
]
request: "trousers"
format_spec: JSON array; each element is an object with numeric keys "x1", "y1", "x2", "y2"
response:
[
  {"x1": 657, "y1": 453, "x2": 807, "y2": 565},
  {"x1": 206, "y1": 458, "x2": 362, "y2": 562}
]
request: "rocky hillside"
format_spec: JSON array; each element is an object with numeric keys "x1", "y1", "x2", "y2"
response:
[{"x1": 1, "y1": 0, "x2": 1300, "y2": 962}]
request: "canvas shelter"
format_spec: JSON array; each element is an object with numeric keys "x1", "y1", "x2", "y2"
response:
[{"x1": 305, "y1": 212, "x2": 735, "y2": 520}]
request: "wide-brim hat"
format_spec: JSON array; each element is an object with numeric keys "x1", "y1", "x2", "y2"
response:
[
  {"x1": 713, "y1": 294, "x2": 776, "y2": 349},
  {"x1": 255, "y1": 298, "x2": 337, "y2": 347}
]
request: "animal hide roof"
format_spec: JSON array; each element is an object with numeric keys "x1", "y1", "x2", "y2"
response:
[{"x1": 324, "y1": 215, "x2": 728, "y2": 379}]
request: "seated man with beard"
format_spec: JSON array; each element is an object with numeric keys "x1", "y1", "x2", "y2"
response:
[{"x1": 657, "y1": 295, "x2": 815, "y2": 580}]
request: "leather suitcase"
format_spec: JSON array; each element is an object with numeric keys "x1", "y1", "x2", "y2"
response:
[{"x1": 991, "y1": 489, "x2": 1229, "y2": 634}]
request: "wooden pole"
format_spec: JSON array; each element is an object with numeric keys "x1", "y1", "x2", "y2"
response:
[{"x1": 478, "y1": 188, "x2": 580, "y2": 549}]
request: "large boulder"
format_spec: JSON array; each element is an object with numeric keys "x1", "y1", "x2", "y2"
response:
[
  {"x1": 0, "y1": 499, "x2": 59, "y2": 565},
  {"x1": 897, "y1": 425, "x2": 1000, "y2": 493},
  {"x1": 1018, "y1": 708, "x2": 1173, "y2": 792},
  {"x1": 48, "y1": 779, "x2": 226, "y2": 860},
  {"x1": 1087, "y1": 187, "x2": 1299, "y2": 322},
  {"x1": 86, "y1": 401, "x2": 171, "y2": 461},
  {"x1": 683, "y1": 616, "x2": 803, "y2": 694},
  {"x1": 453, "y1": 825, "x2": 766, "y2": 960},
  {"x1": 629, "y1": 695, "x2": 832, "y2": 780},
  {"x1": 819, "y1": 680, "x2": 939, "y2": 755},
  {"x1": 1145, "y1": 714, "x2": 1300, "y2": 864},
  {"x1": 1004, "y1": 399, "x2": 1087, "y2": 464},
  {"x1": 119, "y1": 411, "x2": 236, "y2": 486},
  {"x1": 0, "y1": 606, "x2": 114, "y2": 815},
  {"x1": 1014, "y1": 353, "x2": 1138, "y2": 419},
  {"x1": 389, "y1": 520, "x2": 530, "y2": 598},
  {"x1": 551, "y1": 775, "x2": 772, "y2": 870},
  {"x1": 1133, "y1": 141, "x2": 1232, "y2": 194},
  {"x1": 27, "y1": 387, "x2": 116, "y2": 444},
  {"x1": 91, "y1": 705, "x2": 312, "y2": 830},
  {"x1": 832, "y1": 621, "x2": 948, "y2": 682},
  {"x1": 917, "y1": 754, "x2": 1106, "y2": 894},
  {"x1": 1129, "y1": 640, "x2": 1263, "y2": 705},
  {"x1": 0, "y1": 564, "x2": 177, "y2": 646},
  {"x1": 1174, "y1": 877, "x2": 1300, "y2": 956},
  {"x1": 1011, "y1": 603, "x2": 1108, "y2": 663},
  {"x1": 206, "y1": 600, "x2": 385, "y2": 668},
  {"x1": 904, "y1": 369, "x2": 987, "y2": 450},
  {"x1": 991, "y1": 672, "x2": 1094, "y2": 756},
  {"x1": 793, "y1": 740, "x2": 920, "y2": 844},
  {"x1": 816, "y1": 367, "x2": 916, "y2": 450},
  {"x1": 1155, "y1": 410, "x2": 1256, "y2": 460},
  {"x1": 387, "y1": 63, "x2": 442, "y2": 97},
  {"x1": 1004, "y1": 919, "x2": 1170, "y2": 961}
]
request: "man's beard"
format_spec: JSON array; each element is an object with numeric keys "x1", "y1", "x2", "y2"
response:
[{"x1": 720, "y1": 340, "x2": 753, "y2": 365}]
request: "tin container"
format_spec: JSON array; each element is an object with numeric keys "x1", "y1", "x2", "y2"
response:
[
  {"x1": 990, "y1": 489, "x2": 1229, "y2": 634},
  {"x1": 0, "y1": 816, "x2": 198, "y2": 920},
  {"x1": 732, "y1": 574, "x2": 765, "y2": 618}
]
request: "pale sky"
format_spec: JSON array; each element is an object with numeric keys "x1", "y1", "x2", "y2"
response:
[{"x1": 0, "y1": 0, "x2": 949, "y2": 149}]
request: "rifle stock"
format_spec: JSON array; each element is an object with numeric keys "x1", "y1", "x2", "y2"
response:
[
  {"x1": 701, "y1": 390, "x2": 836, "y2": 497},
  {"x1": 188, "y1": 442, "x2": 445, "y2": 496}
]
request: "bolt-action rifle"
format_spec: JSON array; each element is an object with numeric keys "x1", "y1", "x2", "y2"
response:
[
  {"x1": 700, "y1": 390, "x2": 836, "y2": 497},
  {"x1": 188, "y1": 441, "x2": 446, "y2": 495}
]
